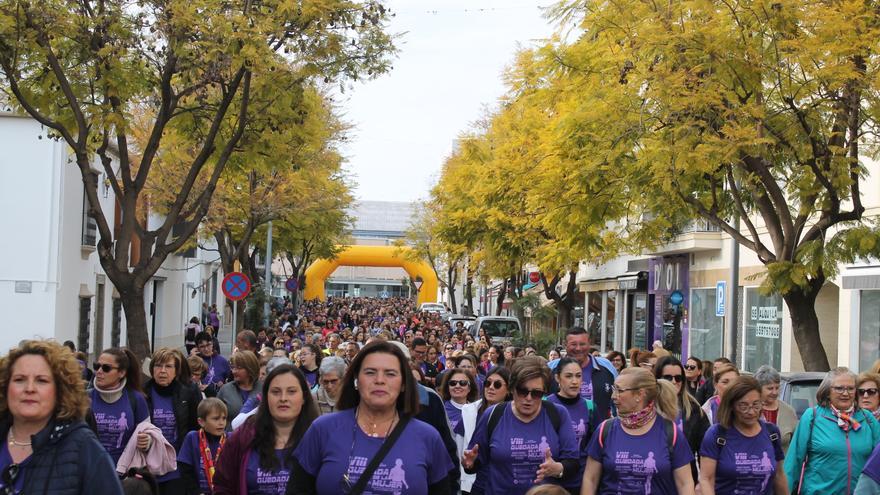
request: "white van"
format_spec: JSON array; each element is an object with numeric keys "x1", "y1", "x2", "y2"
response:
[
  {"x1": 418, "y1": 302, "x2": 446, "y2": 314},
  {"x1": 470, "y1": 316, "x2": 522, "y2": 345}
]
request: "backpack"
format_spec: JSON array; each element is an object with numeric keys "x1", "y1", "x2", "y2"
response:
[
  {"x1": 598, "y1": 416, "x2": 677, "y2": 462},
  {"x1": 485, "y1": 401, "x2": 562, "y2": 457},
  {"x1": 715, "y1": 421, "x2": 781, "y2": 453}
]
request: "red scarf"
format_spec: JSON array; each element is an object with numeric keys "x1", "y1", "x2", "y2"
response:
[
  {"x1": 829, "y1": 405, "x2": 862, "y2": 432},
  {"x1": 199, "y1": 428, "x2": 226, "y2": 492}
]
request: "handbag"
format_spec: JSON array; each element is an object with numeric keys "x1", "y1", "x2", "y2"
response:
[{"x1": 348, "y1": 415, "x2": 411, "y2": 495}]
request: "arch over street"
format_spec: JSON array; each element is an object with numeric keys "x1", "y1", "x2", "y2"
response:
[{"x1": 303, "y1": 245, "x2": 438, "y2": 305}]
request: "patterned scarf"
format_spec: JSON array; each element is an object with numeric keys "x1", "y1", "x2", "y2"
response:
[
  {"x1": 199, "y1": 428, "x2": 226, "y2": 492},
  {"x1": 620, "y1": 401, "x2": 657, "y2": 429},
  {"x1": 829, "y1": 405, "x2": 861, "y2": 432}
]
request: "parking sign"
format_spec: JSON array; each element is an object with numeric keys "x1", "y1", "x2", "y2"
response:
[{"x1": 716, "y1": 281, "x2": 726, "y2": 317}]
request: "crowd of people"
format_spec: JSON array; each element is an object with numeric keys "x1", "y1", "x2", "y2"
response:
[{"x1": 5, "y1": 295, "x2": 880, "y2": 494}]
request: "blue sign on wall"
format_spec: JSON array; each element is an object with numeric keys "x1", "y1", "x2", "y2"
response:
[{"x1": 716, "y1": 281, "x2": 726, "y2": 317}]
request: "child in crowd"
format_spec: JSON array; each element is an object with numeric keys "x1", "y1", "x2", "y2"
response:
[
  {"x1": 122, "y1": 468, "x2": 159, "y2": 495},
  {"x1": 178, "y1": 398, "x2": 228, "y2": 495}
]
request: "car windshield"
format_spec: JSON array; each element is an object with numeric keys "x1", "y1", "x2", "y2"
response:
[
  {"x1": 479, "y1": 320, "x2": 519, "y2": 338},
  {"x1": 787, "y1": 380, "x2": 821, "y2": 417}
]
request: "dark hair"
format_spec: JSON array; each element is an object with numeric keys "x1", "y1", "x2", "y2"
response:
[
  {"x1": 509, "y1": 356, "x2": 550, "y2": 392},
  {"x1": 250, "y1": 364, "x2": 318, "y2": 471},
  {"x1": 121, "y1": 468, "x2": 159, "y2": 495},
  {"x1": 564, "y1": 327, "x2": 589, "y2": 340},
  {"x1": 455, "y1": 354, "x2": 479, "y2": 369},
  {"x1": 605, "y1": 351, "x2": 626, "y2": 368},
  {"x1": 438, "y1": 368, "x2": 478, "y2": 402},
  {"x1": 478, "y1": 366, "x2": 512, "y2": 416},
  {"x1": 685, "y1": 356, "x2": 702, "y2": 370},
  {"x1": 554, "y1": 357, "x2": 581, "y2": 376},
  {"x1": 336, "y1": 341, "x2": 420, "y2": 416},
  {"x1": 490, "y1": 345, "x2": 505, "y2": 366},
  {"x1": 189, "y1": 317, "x2": 200, "y2": 324},
  {"x1": 62, "y1": 340, "x2": 77, "y2": 353},
  {"x1": 100, "y1": 348, "x2": 143, "y2": 394},
  {"x1": 194, "y1": 331, "x2": 213, "y2": 345},
  {"x1": 301, "y1": 344, "x2": 323, "y2": 369},
  {"x1": 717, "y1": 375, "x2": 762, "y2": 429},
  {"x1": 237, "y1": 330, "x2": 258, "y2": 350},
  {"x1": 412, "y1": 337, "x2": 427, "y2": 348},
  {"x1": 653, "y1": 355, "x2": 702, "y2": 419}
]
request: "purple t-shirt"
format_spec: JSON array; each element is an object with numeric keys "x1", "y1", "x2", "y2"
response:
[
  {"x1": 444, "y1": 401, "x2": 465, "y2": 437},
  {"x1": 467, "y1": 402, "x2": 579, "y2": 495},
  {"x1": 294, "y1": 409, "x2": 453, "y2": 494},
  {"x1": 90, "y1": 388, "x2": 150, "y2": 463},
  {"x1": 300, "y1": 367, "x2": 318, "y2": 389},
  {"x1": 700, "y1": 423, "x2": 784, "y2": 495},
  {"x1": 587, "y1": 418, "x2": 693, "y2": 495},
  {"x1": 151, "y1": 389, "x2": 178, "y2": 446},
  {"x1": 0, "y1": 443, "x2": 26, "y2": 493},
  {"x1": 580, "y1": 362, "x2": 594, "y2": 400},
  {"x1": 177, "y1": 430, "x2": 221, "y2": 493},
  {"x1": 201, "y1": 354, "x2": 232, "y2": 388},
  {"x1": 862, "y1": 442, "x2": 880, "y2": 485},
  {"x1": 246, "y1": 448, "x2": 291, "y2": 494}
]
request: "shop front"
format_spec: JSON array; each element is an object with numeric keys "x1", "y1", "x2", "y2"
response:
[{"x1": 648, "y1": 255, "x2": 690, "y2": 358}]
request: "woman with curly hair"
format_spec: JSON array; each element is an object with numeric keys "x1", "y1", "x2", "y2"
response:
[{"x1": 0, "y1": 340, "x2": 123, "y2": 493}]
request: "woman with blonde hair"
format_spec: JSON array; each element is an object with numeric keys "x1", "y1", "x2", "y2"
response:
[
  {"x1": 702, "y1": 364, "x2": 740, "y2": 424},
  {"x1": 582, "y1": 367, "x2": 695, "y2": 494},
  {"x1": 0, "y1": 340, "x2": 123, "y2": 493}
]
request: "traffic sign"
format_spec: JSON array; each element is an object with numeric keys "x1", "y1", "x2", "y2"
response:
[
  {"x1": 528, "y1": 272, "x2": 540, "y2": 284},
  {"x1": 716, "y1": 281, "x2": 726, "y2": 316},
  {"x1": 222, "y1": 272, "x2": 251, "y2": 301},
  {"x1": 669, "y1": 290, "x2": 684, "y2": 306},
  {"x1": 285, "y1": 277, "x2": 298, "y2": 292}
]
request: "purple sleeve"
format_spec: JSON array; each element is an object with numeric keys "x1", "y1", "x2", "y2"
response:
[
  {"x1": 240, "y1": 394, "x2": 260, "y2": 415},
  {"x1": 426, "y1": 426, "x2": 455, "y2": 484},
  {"x1": 293, "y1": 416, "x2": 326, "y2": 476},
  {"x1": 671, "y1": 423, "x2": 694, "y2": 469},
  {"x1": 699, "y1": 424, "x2": 721, "y2": 460},
  {"x1": 177, "y1": 431, "x2": 198, "y2": 465},
  {"x1": 132, "y1": 391, "x2": 150, "y2": 424},
  {"x1": 863, "y1": 443, "x2": 880, "y2": 485},
  {"x1": 553, "y1": 404, "x2": 579, "y2": 460},
  {"x1": 467, "y1": 404, "x2": 493, "y2": 468}
]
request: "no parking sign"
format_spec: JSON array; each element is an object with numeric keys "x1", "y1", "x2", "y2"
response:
[{"x1": 222, "y1": 272, "x2": 251, "y2": 301}]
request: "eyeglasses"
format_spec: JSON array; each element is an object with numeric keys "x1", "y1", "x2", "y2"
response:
[
  {"x1": 445, "y1": 347, "x2": 454, "y2": 351},
  {"x1": 485, "y1": 379, "x2": 506, "y2": 390},
  {"x1": 611, "y1": 385, "x2": 640, "y2": 394},
  {"x1": 858, "y1": 388, "x2": 879, "y2": 397},
  {"x1": 661, "y1": 374, "x2": 684, "y2": 383},
  {"x1": 684, "y1": 365, "x2": 698, "y2": 371},
  {"x1": 515, "y1": 387, "x2": 545, "y2": 400},
  {"x1": 448, "y1": 380, "x2": 470, "y2": 388},
  {"x1": 832, "y1": 386, "x2": 856, "y2": 395},
  {"x1": 92, "y1": 363, "x2": 119, "y2": 373},
  {"x1": 736, "y1": 402, "x2": 763, "y2": 413}
]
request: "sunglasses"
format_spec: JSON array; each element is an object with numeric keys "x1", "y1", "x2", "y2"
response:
[
  {"x1": 684, "y1": 365, "x2": 698, "y2": 371},
  {"x1": 515, "y1": 387, "x2": 545, "y2": 400},
  {"x1": 485, "y1": 379, "x2": 506, "y2": 390},
  {"x1": 448, "y1": 380, "x2": 470, "y2": 388},
  {"x1": 662, "y1": 374, "x2": 684, "y2": 383},
  {"x1": 858, "y1": 388, "x2": 879, "y2": 397},
  {"x1": 92, "y1": 363, "x2": 119, "y2": 373}
]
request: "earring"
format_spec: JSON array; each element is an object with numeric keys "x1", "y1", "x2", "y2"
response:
[{"x1": 353, "y1": 379, "x2": 358, "y2": 390}]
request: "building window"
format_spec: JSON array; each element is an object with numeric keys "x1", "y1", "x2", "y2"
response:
[
  {"x1": 586, "y1": 292, "x2": 602, "y2": 346},
  {"x1": 81, "y1": 187, "x2": 97, "y2": 246},
  {"x1": 77, "y1": 296, "x2": 92, "y2": 353},
  {"x1": 859, "y1": 291, "x2": 880, "y2": 371},
  {"x1": 743, "y1": 288, "x2": 783, "y2": 372},
  {"x1": 689, "y1": 288, "x2": 724, "y2": 360}
]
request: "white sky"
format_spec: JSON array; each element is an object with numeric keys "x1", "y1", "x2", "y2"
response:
[{"x1": 337, "y1": 0, "x2": 557, "y2": 202}]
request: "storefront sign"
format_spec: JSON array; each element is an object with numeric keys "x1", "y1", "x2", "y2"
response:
[
  {"x1": 648, "y1": 255, "x2": 690, "y2": 356},
  {"x1": 715, "y1": 281, "x2": 725, "y2": 316}
]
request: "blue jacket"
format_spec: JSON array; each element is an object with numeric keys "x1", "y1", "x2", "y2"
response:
[
  {"x1": 784, "y1": 405, "x2": 880, "y2": 495},
  {"x1": 0, "y1": 418, "x2": 123, "y2": 495}
]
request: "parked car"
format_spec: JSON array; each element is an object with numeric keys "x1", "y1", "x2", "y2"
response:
[
  {"x1": 470, "y1": 316, "x2": 522, "y2": 346},
  {"x1": 779, "y1": 371, "x2": 825, "y2": 418},
  {"x1": 445, "y1": 314, "x2": 476, "y2": 331},
  {"x1": 419, "y1": 302, "x2": 446, "y2": 314}
]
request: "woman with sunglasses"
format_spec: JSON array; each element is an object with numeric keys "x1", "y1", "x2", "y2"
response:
[
  {"x1": 89, "y1": 347, "x2": 150, "y2": 465},
  {"x1": 784, "y1": 367, "x2": 880, "y2": 495},
  {"x1": 857, "y1": 372, "x2": 880, "y2": 421},
  {"x1": 0, "y1": 340, "x2": 124, "y2": 494},
  {"x1": 463, "y1": 357, "x2": 579, "y2": 495},
  {"x1": 683, "y1": 357, "x2": 704, "y2": 398},
  {"x1": 653, "y1": 356, "x2": 709, "y2": 487},
  {"x1": 546, "y1": 357, "x2": 596, "y2": 494},
  {"x1": 460, "y1": 366, "x2": 512, "y2": 493},
  {"x1": 753, "y1": 365, "x2": 797, "y2": 453},
  {"x1": 440, "y1": 369, "x2": 479, "y2": 493},
  {"x1": 582, "y1": 367, "x2": 695, "y2": 495},
  {"x1": 699, "y1": 376, "x2": 787, "y2": 495}
]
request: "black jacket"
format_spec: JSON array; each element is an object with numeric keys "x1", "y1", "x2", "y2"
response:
[
  {"x1": 143, "y1": 379, "x2": 201, "y2": 451},
  {"x1": 681, "y1": 398, "x2": 710, "y2": 483},
  {"x1": 0, "y1": 418, "x2": 123, "y2": 495}
]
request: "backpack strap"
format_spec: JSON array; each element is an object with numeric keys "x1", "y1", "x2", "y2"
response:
[
  {"x1": 486, "y1": 402, "x2": 509, "y2": 458},
  {"x1": 543, "y1": 400, "x2": 561, "y2": 432},
  {"x1": 715, "y1": 425, "x2": 728, "y2": 450},
  {"x1": 598, "y1": 418, "x2": 617, "y2": 449},
  {"x1": 761, "y1": 421, "x2": 782, "y2": 453},
  {"x1": 662, "y1": 418, "x2": 677, "y2": 462}
]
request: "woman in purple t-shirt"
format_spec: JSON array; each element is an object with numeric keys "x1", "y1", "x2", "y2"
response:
[
  {"x1": 582, "y1": 367, "x2": 695, "y2": 495},
  {"x1": 546, "y1": 357, "x2": 595, "y2": 494},
  {"x1": 89, "y1": 347, "x2": 149, "y2": 464},
  {"x1": 699, "y1": 376, "x2": 787, "y2": 495}
]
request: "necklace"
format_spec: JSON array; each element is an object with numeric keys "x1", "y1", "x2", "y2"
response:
[
  {"x1": 8, "y1": 427, "x2": 32, "y2": 447},
  {"x1": 356, "y1": 407, "x2": 397, "y2": 438}
]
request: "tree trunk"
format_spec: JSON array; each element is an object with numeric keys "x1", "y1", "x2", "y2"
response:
[
  {"x1": 495, "y1": 279, "x2": 507, "y2": 316},
  {"x1": 447, "y1": 265, "x2": 458, "y2": 313},
  {"x1": 119, "y1": 286, "x2": 152, "y2": 360},
  {"x1": 783, "y1": 286, "x2": 831, "y2": 371},
  {"x1": 464, "y1": 272, "x2": 474, "y2": 316}
]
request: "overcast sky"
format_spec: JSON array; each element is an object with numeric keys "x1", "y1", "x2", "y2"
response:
[{"x1": 337, "y1": 0, "x2": 557, "y2": 203}]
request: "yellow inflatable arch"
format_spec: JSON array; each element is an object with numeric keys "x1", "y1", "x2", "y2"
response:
[{"x1": 303, "y1": 245, "x2": 438, "y2": 306}]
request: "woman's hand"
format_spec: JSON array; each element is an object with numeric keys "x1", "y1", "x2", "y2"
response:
[
  {"x1": 461, "y1": 444, "x2": 479, "y2": 470},
  {"x1": 535, "y1": 448, "x2": 562, "y2": 483},
  {"x1": 136, "y1": 432, "x2": 151, "y2": 452}
]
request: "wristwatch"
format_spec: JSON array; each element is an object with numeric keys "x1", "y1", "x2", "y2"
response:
[{"x1": 555, "y1": 464, "x2": 564, "y2": 479}]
